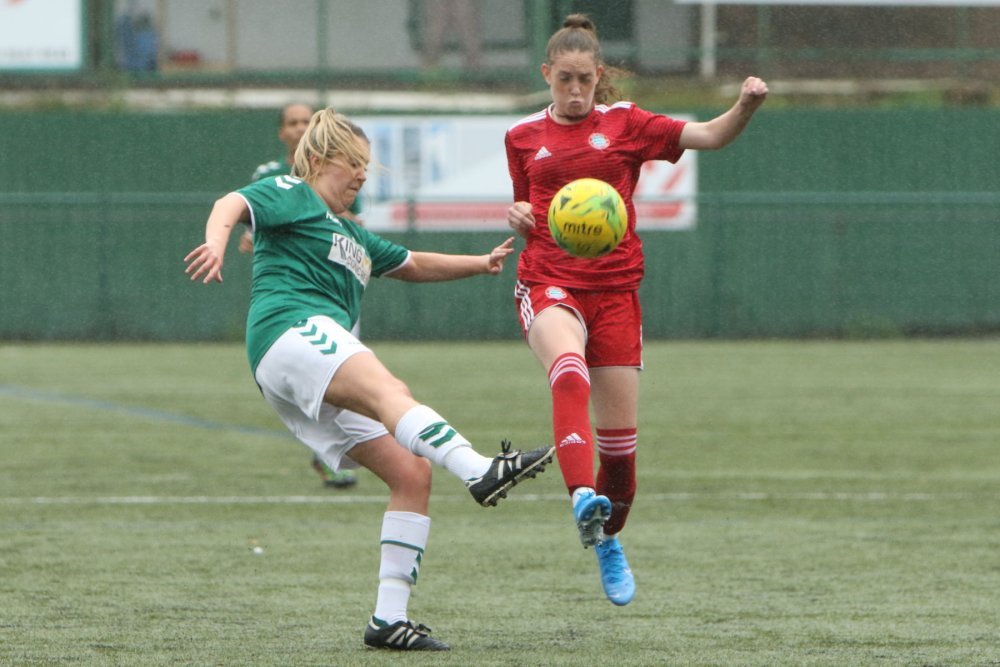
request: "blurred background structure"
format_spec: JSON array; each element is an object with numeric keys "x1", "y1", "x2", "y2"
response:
[
  {"x1": 3, "y1": 0, "x2": 1000, "y2": 94},
  {"x1": 1, "y1": 0, "x2": 998, "y2": 342}
]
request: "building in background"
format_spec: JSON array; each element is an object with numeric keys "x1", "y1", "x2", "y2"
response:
[{"x1": 7, "y1": 0, "x2": 998, "y2": 87}]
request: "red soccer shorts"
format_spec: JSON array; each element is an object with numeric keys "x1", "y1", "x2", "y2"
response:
[{"x1": 514, "y1": 281, "x2": 643, "y2": 368}]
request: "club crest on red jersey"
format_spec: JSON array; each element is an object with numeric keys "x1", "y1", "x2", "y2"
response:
[
  {"x1": 545, "y1": 286, "x2": 568, "y2": 300},
  {"x1": 588, "y1": 133, "x2": 610, "y2": 150}
]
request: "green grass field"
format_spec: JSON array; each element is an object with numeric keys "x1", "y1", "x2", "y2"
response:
[{"x1": 2, "y1": 340, "x2": 998, "y2": 666}]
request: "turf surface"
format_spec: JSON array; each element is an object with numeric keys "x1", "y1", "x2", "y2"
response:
[{"x1": 2, "y1": 340, "x2": 998, "y2": 666}]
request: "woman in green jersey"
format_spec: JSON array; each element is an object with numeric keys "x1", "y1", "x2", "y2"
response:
[
  {"x1": 185, "y1": 108, "x2": 553, "y2": 651},
  {"x1": 246, "y1": 103, "x2": 361, "y2": 489}
]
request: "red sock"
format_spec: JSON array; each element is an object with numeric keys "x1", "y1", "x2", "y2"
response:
[
  {"x1": 548, "y1": 353, "x2": 594, "y2": 492},
  {"x1": 596, "y1": 427, "x2": 637, "y2": 535}
]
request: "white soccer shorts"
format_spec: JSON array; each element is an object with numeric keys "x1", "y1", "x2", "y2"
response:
[{"x1": 254, "y1": 315, "x2": 390, "y2": 471}]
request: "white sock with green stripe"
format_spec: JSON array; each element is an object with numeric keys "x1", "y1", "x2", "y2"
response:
[
  {"x1": 394, "y1": 405, "x2": 491, "y2": 480},
  {"x1": 374, "y1": 511, "x2": 431, "y2": 625}
]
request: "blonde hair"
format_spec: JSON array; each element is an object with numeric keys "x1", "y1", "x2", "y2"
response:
[
  {"x1": 291, "y1": 108, "x2": 370, "y2": 182},
  {"x1": 545, "y1": 13, "x2": 627, "y2": 105}
]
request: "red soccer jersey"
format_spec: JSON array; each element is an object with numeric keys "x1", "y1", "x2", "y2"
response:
[{"x1": 505, "y1": 102, "x2": 687, "y2": 291}]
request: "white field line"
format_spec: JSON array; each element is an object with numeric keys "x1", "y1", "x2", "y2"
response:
[{"x1": 0, "y1": 491, "x2": 990, "y2": 506}]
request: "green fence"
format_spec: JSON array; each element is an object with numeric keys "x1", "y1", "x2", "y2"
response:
[{"x1": 1, "y1": 109, "x2": 997, "y2": 341}]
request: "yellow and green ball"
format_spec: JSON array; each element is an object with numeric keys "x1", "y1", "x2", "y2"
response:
[{"x1": 547, "y1": 178, "x2": 628, "y2": 259}]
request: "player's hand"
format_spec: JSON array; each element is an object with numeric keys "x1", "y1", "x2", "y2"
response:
[
  {"x1": 237, "y1": 229, "x2": 254, "y2": 254},
  {"x1": 184, "y1": 242, "x2": 225, "y2": 284},
  {"x1": 507, "y1": 201, "x2": 535, "y2": 238},
  {"x1": 739, "y1": 76, "x2": 768, "y2": 112},
  {"x1": 485, "y1": 236, "x2": 515, "y2": 275}
]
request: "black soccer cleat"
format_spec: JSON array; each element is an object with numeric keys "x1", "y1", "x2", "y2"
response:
[
  {"x1": 465, "y1": 440, "x2": 555, "y2": 507},
  {"x1": 363, "y1": 618, "x2": 450, "y2": 651}
]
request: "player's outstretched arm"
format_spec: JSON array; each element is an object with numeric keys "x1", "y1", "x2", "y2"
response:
[
  {"x1": 679, "y1": 76, "x2": 768, "y2": 151},
  {"x1": 390, "y1": 237, "x2": 515, "y2": 282},
  {"x1": 184, "y1": 193, "x2": 250, "y2": 284}
]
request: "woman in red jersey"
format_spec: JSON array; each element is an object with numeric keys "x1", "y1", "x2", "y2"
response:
[{"x1": 505, "y1": 13, "x2": 768, "y2": 606}]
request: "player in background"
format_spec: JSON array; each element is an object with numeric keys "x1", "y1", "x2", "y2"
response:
[
  {"x1": 186, "y1": 108, "x2": 554, "y2": 651},
  {"x1": 247, "y1": 102, "x2": 365, "y2": 489},
  {"x1": 505, "y1": 13, "x2": 768, "y2": 606}
]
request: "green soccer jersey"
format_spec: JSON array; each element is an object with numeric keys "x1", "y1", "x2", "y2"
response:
[
  {"x1": 251, "y1": 158, "x2": 363, "y2": 216},
  {"x1": 250, "y1": 158, "x2": 290, "y2": 183},
  {"x1": 238, "y1": 175, "x2": 409, "y2": 373}
]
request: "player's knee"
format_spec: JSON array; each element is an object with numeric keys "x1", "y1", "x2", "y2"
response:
[
  {"x1": 385, "y1": 454, "x2": 432, "y2": 500},
  {"x1": 394, "y1": 376, "x2": 414, "y2": 400},
  {"x1": 403, "y1": 456, "x2": 432, "y2": 497},
  {"x1": 378, "y1": 375, "x2": 414, "y2": 403}
]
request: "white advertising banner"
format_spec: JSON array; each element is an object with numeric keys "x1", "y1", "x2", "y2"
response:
[
  {"x1": 353, "y1": 115, "x2": 697, "y2": 232},
  {"x1": 0, "y1": 0, "x2": 84, "y2": 71}
]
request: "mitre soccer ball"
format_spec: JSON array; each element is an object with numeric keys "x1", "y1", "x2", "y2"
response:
[{"x1": 547, "y1": 178, "x2": 628, "y2": 259}]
